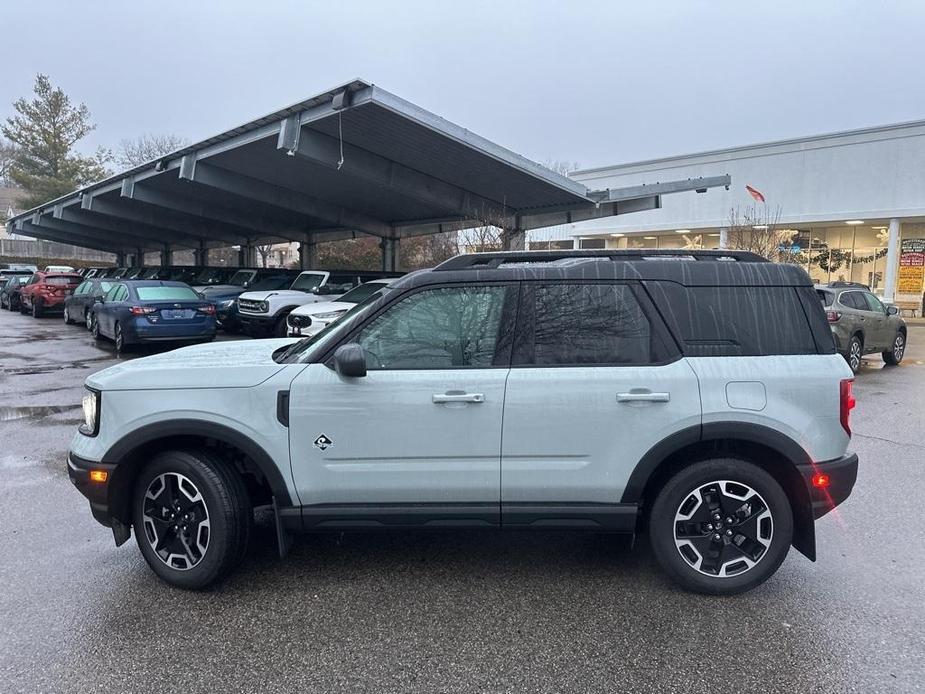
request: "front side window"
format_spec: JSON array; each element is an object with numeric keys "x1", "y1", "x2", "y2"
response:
[
  {"x1": 355, "y1": 286, "x2": 510, "y2": 370},
  {"x1": 862, "y1": 292, "x2": 886, "y2": 314},
  {"x1": 517, "y1": 283, "x2": 655, "y2": 365}
]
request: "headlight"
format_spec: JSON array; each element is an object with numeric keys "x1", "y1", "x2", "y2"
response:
[
  {"x1": 220, "y1": 299, "x2": 235, "y2": 308},
  {"x1": 79, "y1": 388, "x2": 100, "y2": 437},
  {"x1": 259, "y1": 301, "x2": 269, "y2": 312},
  {"x1": 313, "y1": 310, "x2": 349, "y2": 320}
]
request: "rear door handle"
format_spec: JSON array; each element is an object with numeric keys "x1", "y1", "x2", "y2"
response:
[
  {"x1": 433, "y1": 392, "x2": 485, "y2": 404},
  {"x1": 617, "y1": 391, "x2": 670, "y2": 403}
]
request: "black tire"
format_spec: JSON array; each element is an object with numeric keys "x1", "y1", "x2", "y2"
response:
[
  {"x1": 844, "y1": 334, "x2": 862, "y2": 373},
  {"x1": 31, "y1": 299, "x2": 42, "y2": 318},
  {"x1": 63, "y1": 306, "x2": 73, "y2": 324},
  {"x1": 882, "y1": 330, "x2": 906, "y2": 366},
  {"x1": 91, "y1": 315, "x2": 101, "y2": 340},
  {"x1": 649, "y1": 458, "x2": 793, "y2": 595},
  {"x1": 132, "y1": 449, "x2": 252, "y2": 589},
  {"x1": 273, "y1": 315, "x2": 289, "y2": 338},
  {"x1": 84, "y1": 309, "x2": 92, "y2": 330},
  {"x1": 114, "y1": 322, "x2": 128, "y2": 353}
]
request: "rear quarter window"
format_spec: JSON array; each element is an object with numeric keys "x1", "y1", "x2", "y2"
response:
[
  {"x1": 645, "y1": 282, "x2": 824, "y2": 356},
  {"x1": 816, "y1": 289, "x2": 835, "y2": 306}
]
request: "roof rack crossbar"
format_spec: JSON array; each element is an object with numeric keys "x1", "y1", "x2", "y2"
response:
[{"x1": 435, "y1": 249, "x2": 768, "y2": 270}]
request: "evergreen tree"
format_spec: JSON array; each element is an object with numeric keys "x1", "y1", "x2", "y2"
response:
[{"x1": 2, "y1": 74, "x2": 111, "y2": 209}]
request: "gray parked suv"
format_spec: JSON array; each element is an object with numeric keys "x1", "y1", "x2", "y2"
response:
[
  {"x1": 816, "y1": 282, "x2": 907, "y2": 373},
  {"x1": 68, "y1": 250, "x2": 858, "y2": 595}
]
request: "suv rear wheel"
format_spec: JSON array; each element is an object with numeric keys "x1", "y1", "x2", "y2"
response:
[
  {"x1": 649, "y1": 458, "x2": 793, "y2": 595},
  {"x1": 882, "y1": 331, "x2": 906, "y2": 366},
  {"x1": 132, "y1": 449, "x2": 252, "y2": 589},
  {"x1": 845, "y1": 334, "x2": 863, "y2": 373}
]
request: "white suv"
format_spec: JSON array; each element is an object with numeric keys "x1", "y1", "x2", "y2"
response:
[
  {"x1": 67, "y1": 250, "x2": 858, "y2": 594},
  {"x1": 287, "y1": 278, "x2": 397, "y2": 337},
  {"x1": 237, "y1": 270, "x2": 400, "y2": 337}
]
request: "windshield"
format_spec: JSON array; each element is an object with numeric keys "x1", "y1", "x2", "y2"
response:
[
  {"x1": 336, "y1": 282, "x2": 388, "y2": 304},
  {"x1": 276, "y1": 291, "x2": 387, "y2": 363},
  {"x1": 248, "y1": 276, "x2": 294, "y2": 291},
  {"x1": 136, "y1": 286, "x2": 201, "y2": 301},
  {"x1": 229, "y1": 270, "x2": 256, "y2": 286},
  {"x1": 290, "y1": 272, "x2": 327, "y2": 293}
]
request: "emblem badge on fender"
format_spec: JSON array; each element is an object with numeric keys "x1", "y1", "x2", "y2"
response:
[{"x1": 313, "y1": 433, "x2": 333, "y2": 451}]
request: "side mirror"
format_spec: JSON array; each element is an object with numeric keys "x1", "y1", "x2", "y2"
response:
[
  {"x1": 333, "y1": 343, "x2": 367, "y2": 378},
  {"x1": 887, "y1": 305, "x2": 899, "y2": 316}
]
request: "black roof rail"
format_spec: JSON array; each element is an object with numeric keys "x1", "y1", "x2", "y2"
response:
[{"x1": 434, "y1": 248, "x2": 769, "y2": 270}]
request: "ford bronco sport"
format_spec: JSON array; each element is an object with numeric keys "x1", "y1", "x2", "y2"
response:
[{"x1": 68, "y1": 249, "x2": 858, "y2": 595}]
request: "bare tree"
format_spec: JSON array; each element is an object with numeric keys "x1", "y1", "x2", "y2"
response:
[
  {"x1": 726, "y1": 205, "x2": 795, "y2": 261},
  {"x1": 543, "y1": 158, "x2": 581, "y2": 177},
  {"x1": 255, "y1": 244, "x2": 274, "y2": 268},
  {"x1": 117, "y1": 133, "x2": 190, "y2": 169}
]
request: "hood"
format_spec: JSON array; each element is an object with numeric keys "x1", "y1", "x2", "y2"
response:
[
  {"x1": 239, "y1": 289, "x2": 308, "y2": 301},
  {"x1": 196, "y1": 284, "x2": 244, "y2": 295},
  {"x1": 86, "y1": 338, "x2": 298, "y2": 391},
  {"x1": 290, "y1": 299, "x2": 354, "y2": 317}
]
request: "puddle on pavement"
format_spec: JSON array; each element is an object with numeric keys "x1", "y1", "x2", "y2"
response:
[
  {"x1": 1, "y1": 354, "x2": 123, "y2": 376},
  {"x1": 0, "y1": 404, "x2": 80, "y2": 422}
]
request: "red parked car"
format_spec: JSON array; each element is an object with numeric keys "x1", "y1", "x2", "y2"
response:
[{"x1": 19, "y1": 271, "x2": 83, "y2": 317}]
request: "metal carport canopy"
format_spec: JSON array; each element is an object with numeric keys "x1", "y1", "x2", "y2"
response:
[{"x1": 6, "y1": 79, "x2": 730, "y2": 261}]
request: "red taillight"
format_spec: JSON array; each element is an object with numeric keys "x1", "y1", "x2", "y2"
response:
[
  {"x1": 826, "y1": 310, "x2": 841, "y2": 323},
  {"x1": 130, "y1": 306, "x2": 157, "y2": 315},
  {"x1": 839, "y1": 378, "x2": 856, "y2": 436},
  {"x1": 197, "y1": 304, "x2": 216, "y2": 315},
  {"x1": 812, "y1": 472, "x2": 831, "y2": 489}
]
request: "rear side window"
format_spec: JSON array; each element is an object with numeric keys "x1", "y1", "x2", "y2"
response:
[
  {"x1": 839, "y1": 291, "x2": 866, "y2": 310},
  {"x1": 645, "y1": 282, "x2": 819, "y2": 356},
  {"x1": 514, "y1": 283, "x2": 670, "y2": 366},
  {"x1": 136, "y1": 286, "x2": 200, "y2": 301}
]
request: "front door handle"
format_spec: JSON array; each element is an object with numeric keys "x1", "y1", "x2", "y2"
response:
[
  {"x1": 433, "y1": 392, "x2": 485, "y2": 404},
  {"x1": 617, "y1": 391, "x2": 670, "y2": 403}
]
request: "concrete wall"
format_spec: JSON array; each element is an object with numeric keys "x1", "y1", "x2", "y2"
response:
[{"x1": 0, "y1": 239, "x2": 116, "y2": 263}]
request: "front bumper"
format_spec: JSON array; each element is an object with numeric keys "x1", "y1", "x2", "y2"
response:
[
  {"x1": 797, "y1": 452, "x2": 858, "y2": 519},
  {"x1": 67, "y1": 451, "x2": 116, "y2": 527}
]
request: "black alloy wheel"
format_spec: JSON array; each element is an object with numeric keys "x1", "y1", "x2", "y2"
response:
[{"x1": 846, "y1": 335, "x2": 862, "y2": 373}]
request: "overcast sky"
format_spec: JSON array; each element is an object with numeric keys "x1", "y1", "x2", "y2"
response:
[{"x1": 3, "y1": 0, "x2": 925, "y2": 171}]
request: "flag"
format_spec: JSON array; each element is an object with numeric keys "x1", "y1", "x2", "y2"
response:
[{"x1": 745, "y1": 185, "x2": 766, "y2": 203}]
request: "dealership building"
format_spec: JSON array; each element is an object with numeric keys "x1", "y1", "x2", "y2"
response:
[{"x1": 534, "y1": 119, "x2": 925, "y2": 312}]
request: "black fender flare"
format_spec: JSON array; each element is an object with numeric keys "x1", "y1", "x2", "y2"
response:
[
  {"x1": 622, "y1": 421, "x2": 816, "y2": 560},
  {"x1": 101, "y1": 419, "x2": 293, "y2": 522}
]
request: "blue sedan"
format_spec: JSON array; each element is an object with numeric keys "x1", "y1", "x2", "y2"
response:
[{"x1": 90, "y1": 280, "x2": 217, "y2": 353}]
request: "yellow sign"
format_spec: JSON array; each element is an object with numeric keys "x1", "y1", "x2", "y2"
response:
[{"x1": 898, "y1": 239, "x2": 925, "y2": 293}]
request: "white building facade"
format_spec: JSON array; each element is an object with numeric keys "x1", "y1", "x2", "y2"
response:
[{"x1": 533, "y1": 120, "x2": 925, "y2": 312}]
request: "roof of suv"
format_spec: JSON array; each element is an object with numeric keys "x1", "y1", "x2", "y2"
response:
[{"x1": 394, "y1": 250, "x2": 813, "y2": 290}]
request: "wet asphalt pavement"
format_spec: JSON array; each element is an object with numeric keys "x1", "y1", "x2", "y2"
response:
[{"x1": 0, "y1": 309, "x2": 923, "y2": 693}]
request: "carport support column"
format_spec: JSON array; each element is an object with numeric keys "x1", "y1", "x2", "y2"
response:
[
  {"x1": 380, "y1": 237, "x2": 399, "y2": 272},
  {"x1": 136, "y1": 247, "x2": 145, "y2": 267},
  {"x1": 160, "y1": 244, "x2": 173, "y2": 267},
  {"x1": 299, "y1": 240, "x2": 318, "y2": 270},
  {"x1": 501, "y1": 221, "x2": 525, "y2": 251},
  {"x1": 115, "y1": 251, "x2": 126, "y2": 266},
  {"x1": 718, "y1": 227, "x2": 729, "y2": 250},
  {"x1": 882, "y1": 218, "x2": 901, "y2": 302},
  {"x1": 238, "y1": 244, "x2": 256, "y2": 267},
  {"x1": 195, "y1": 242, "x2": 210, "y2": 267}
]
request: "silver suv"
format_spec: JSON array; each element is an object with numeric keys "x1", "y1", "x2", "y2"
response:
[
  {"x1": 68, "y1": 250, "x2": 858, "y2": 595},
  {"x1": 815, "y1": 282, "x2": 907, "y2": 373}
]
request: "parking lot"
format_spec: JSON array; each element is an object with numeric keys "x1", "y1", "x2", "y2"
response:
[{"x1": 1, "y1": 308, "x2": 923, "y2": 693}]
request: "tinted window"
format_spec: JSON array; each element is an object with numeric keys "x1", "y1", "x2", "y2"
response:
[
  {"x1": 839, "y1": 291, "x2": 866, "y2": 310},
  {"x1": 517, "y1": 283, "x2": 656, "y2": 365},
  {"x1": 248, "y1": 276, "x2": 295, "y2": 291},
  {"x1": 646, "y1": 282, "x2": 817, "y2": 356},
  {"x1": 816, "y1": 289, "x2": 835, "y2": 306},
  {"x1": 290, "y1": 272, "x2": 327, "y2": 292},
  {"x1": 337, "y1": 282, "x2": 388, "y2": 304},
  {"x1": 355, "y1": 286, "x2": 510, "y2": 369},
  {"x1": 862, "y1": 292, "x2": 886, "y2": 314},
  {"x1": 228, "y1": 270, "x2": 255, "y2": 286},
  {"x1": 136, "y1": 286, "x2": 200, "y2": 301}
]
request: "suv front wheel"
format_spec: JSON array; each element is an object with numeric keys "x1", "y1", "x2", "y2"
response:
[
  {"x1": 132, "y1": 449, "x2": 252, "y2": 589},
  {"x1": 649, "y1": 458, "x2": 793, "y2": 595},
  {"x1": 882, "y1": 331, "x2": 906, "y2": 366}
]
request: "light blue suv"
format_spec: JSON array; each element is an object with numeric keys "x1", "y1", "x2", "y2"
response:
[{"x1": 68, "y1": 250, "x2": 858, "y2": 595}]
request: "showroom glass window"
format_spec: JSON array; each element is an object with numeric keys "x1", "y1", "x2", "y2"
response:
[
  {"x1": 355, "y1": 286, "x2": 510, "y2": 370},
  {"x1": 516, "y1": 283, "x2": 656, "y2": 365}
]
